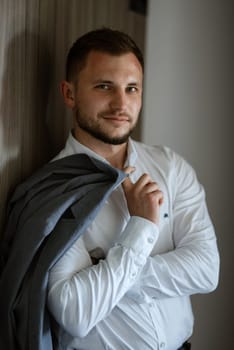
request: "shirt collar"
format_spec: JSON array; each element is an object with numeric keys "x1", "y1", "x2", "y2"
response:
[{"x1": 65, "y1": 131, "x2": 138, "y2": 168}]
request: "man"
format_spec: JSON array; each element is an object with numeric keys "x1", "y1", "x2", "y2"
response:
[{"x1": 47, "y1": 28, "x2": 219, "y2": 349}]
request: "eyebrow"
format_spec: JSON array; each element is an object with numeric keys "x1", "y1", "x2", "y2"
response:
[
  {"x1": 93, "y1": 79, "x2": 141, "y2": 86},
  {"x1": 93, "y1": 80, "x2": 113, "y2": 84}
]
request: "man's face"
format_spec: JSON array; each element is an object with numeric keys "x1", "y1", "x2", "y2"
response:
[{"x1": 72, "y1": 51, "x2": 143, "y2": 145}]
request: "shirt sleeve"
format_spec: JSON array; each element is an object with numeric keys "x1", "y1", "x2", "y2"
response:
[
  {"x1": 127, "y1": 154, "x2": 220, "y2": 302},
  {"x1": 47, "y1": 216, "x2": 159, "y2": 338}
]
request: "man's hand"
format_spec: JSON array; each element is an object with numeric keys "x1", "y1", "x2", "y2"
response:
[{"x1": 122, "y1": 167, "x2": 163, "y2": 225}]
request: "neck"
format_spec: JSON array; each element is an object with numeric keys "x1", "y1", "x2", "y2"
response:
[{"x1": 73, "y1": 128, "x2": 128, "y2": 169}]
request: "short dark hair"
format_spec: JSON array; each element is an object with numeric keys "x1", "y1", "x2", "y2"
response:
[{"x1": 66, "y1": 27, "x2": 144, "y2": 82}]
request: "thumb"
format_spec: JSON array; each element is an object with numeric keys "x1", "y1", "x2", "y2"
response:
[
  {"x1": 122, "y1": 166, "x2": 135, "y2": 191},
  {"x1": 123, "y1": 166, "x2": 135, "y2": 176}
]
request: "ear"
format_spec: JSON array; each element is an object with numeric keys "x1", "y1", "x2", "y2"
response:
[{"x1": 60, "y1": 80, "x2": 76, "y2": 109}]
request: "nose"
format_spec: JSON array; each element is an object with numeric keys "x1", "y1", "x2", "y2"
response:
[{"x1": 109, "y1": 89, "x2": 127, "y2": 112}]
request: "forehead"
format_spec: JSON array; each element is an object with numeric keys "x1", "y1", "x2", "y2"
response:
[{"x1": 79, "y1": 50, "x2": 143, "y2": 82}]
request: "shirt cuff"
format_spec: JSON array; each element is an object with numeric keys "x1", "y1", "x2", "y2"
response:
[{"x1": 116, "y1": 216, "x2": 159, "y2": 258}]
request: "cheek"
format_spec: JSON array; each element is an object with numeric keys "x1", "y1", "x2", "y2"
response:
[
  {"x1": 81, "y1": 94, "x2": 108, "y2": 112},
  {"x1": 131, "y1": 97, "x2": 142, "y2": 115}
]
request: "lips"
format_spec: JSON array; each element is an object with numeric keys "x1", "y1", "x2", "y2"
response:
[
  {"x1": 100, "y1": 111, "x2": 131, "y2": 122},
  {"x1": 104, "y1": 116, "x2": 129, "y2": 122}
]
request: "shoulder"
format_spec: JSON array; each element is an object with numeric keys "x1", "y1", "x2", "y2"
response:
[
  {"x1": 132, "y1": 139, "x2": 187, "y2": 170},
  {"x1": 132, "y1": 140, "x2": 199, "y2": 190}
]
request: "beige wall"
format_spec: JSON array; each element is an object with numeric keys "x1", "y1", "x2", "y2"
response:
[
  {"x1": 143, "y1": 0, "x2": 233, "y2": 348},
  {"x1": 0, "y1": 0, "x2": 146, "y2": 236}
]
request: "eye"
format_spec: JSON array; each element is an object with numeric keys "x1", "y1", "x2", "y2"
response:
[
  {"x1": 95, "y1": 84, "x2": 111, "y2": 91},
  {"x1": 126, "y1": 86, "x2": 138, "y2": 93}
]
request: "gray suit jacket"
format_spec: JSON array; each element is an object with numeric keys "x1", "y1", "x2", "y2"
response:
[{"x1": 0, "y1": 154, "x2": 126, "y2": 350}]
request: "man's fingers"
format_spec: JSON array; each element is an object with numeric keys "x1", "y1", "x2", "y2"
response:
[
  {"x1": 122, "y1": 170, "x2": 163, "y2": 224},
  {"x1": 154, "y1": 189, "x2": 164, "y2": 206},
  {"x1": 123, "y1": 166, "x2": 135, "y2": 176},
  {"x1": 122, "y1": 176, "x2": 132, "y2": 191},
  {"x1": 144, "y1": 181, "x2": 160, "y2": 194},
  {"x1": 122, "y1": 167, "x2": 135, "y2": 191},
  {"x1": 123, "y1": 171, "x2": 161, "y2": 196}
]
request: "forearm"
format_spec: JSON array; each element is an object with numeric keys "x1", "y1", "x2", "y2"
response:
[
  {"x1": 127, "y1": 233, "x2": 219, "y2": 302},
  {"x1": 47, "y1": 217, "x2": 158, "y2": 338},
  {"x1": 145, "y1": 155, "x2": 220, "y2": 298},
  {"x1": 127, "y1": 182, "x2": 220, "y2": 301}
]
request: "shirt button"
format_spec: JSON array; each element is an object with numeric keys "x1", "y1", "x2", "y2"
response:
[
  {"x1": 160, "y1": 342, "x2": 165, "y2": 348},
  {"x1": 147, "y1": 237, "x2": 154, "y2": 244},
  {"x1": 131, "y1": 272, "x2": 136, "y2": 277}
]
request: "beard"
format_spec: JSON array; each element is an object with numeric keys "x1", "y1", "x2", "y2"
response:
[{"x1": 74, "y1": 108, "x2": 137, "y2": 145}]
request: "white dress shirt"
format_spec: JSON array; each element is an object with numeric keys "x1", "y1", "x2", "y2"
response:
[{"x1": 47, "y1": 133, "x2": 219, "y2": 350}]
